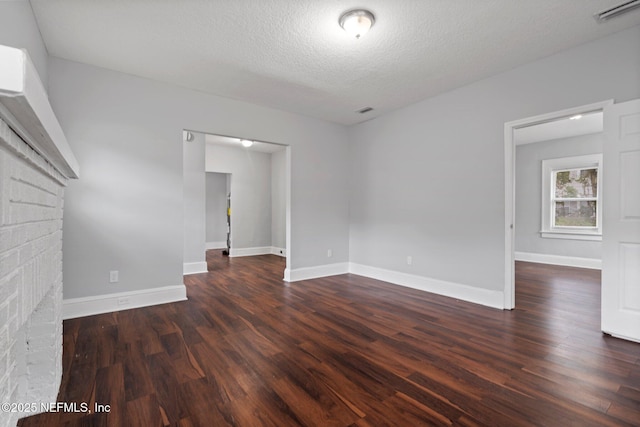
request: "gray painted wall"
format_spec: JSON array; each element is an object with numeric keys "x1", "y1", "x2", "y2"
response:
[
  {"x1": 206, "y1": 144, "x2": 272, "y2": 250},
  {"x1": 271, "y1": 148, "x2": 286, "y2": 250},
  {"x1": 348, "y1": 25, "x2": 640, "y2": 292},
  {"x1": 183, "y1": 132, "x2": 206, "y2": 265},
  {"x1": 0, "y1": 2, "x2": 49, "y2": 91},
  {"x1": 206, "y1": 172, "x2": 228, "y2": 245},
  {"x1": 49, "y1": 58, "x2": 350, "y2": 299},
  {"x1": 516, "y1": 133, "x2": 603, "y2": 259}
]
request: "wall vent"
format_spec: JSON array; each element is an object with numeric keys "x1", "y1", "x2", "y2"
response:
[
  {"x1": 594, "y1": 0, "x2": 640, "y2": 22},
  {"x1": 357, "y1": 107, "x2": 374, "y2": 114}
]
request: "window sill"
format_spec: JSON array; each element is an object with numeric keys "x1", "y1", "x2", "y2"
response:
[{"x1": 540, "y1": 231, "x2": 602, "y2": 241}]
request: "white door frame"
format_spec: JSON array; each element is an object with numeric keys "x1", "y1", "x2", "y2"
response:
[{"x1": 503, "y1": 99, "x2": 613, "y2": 309}]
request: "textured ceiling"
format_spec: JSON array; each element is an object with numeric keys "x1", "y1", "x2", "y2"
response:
[{"x1": 30, "y1": 1, "x2": 640, "y2": 125}]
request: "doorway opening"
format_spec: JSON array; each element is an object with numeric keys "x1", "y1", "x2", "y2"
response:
[
  {"x1": 204, "y1": 133, "x2": 290, "y2": 279},
  {"x1": 205, "y1": 172, "x2": 231, "y2": 253},
  {"x1": 503, "y1": 100, "x2": 613, "y2": 309}
]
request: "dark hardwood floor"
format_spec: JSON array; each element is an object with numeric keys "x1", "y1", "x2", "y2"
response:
[{"x1": 19, "y1": 253, "x2": 640, "y2": 426}]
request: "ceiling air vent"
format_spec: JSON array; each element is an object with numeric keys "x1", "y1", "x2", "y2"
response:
[
  {"x1": 357, "y1": 107, "x2": 374, "y2": 114},
  {"x1": 594, "y1": 0, "x2": 640, "y2": 22}
]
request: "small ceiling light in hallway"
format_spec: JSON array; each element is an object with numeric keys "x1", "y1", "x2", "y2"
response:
[{"x1": 339, "y1": 9, "x2": 375, "y2": 39}]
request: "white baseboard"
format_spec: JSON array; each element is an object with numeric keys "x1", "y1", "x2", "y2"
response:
[
  {"x1": 515, "y1": 251, "x2": 601, "y2": 270},
  {"x1": 183, "y1": 261, "x2": 208, "y2": 275},
  {"x1": 270, "y1": 247, "x2": 287, "y2": 257},
  {"x1": 229, "y1": 247, "x2": 272, "y2": 257},
  {"x1": 228, "y1": 247, "x2": 286, "y2": 258},
  {"x1": 206, "y1": 241, "x2": 227, "y2": 250},
  {"x1": 63, "y1": 285, "x2": 187, "y2": 319},
  {"x1": 229, "y1": 246, "x2": 287, "y2": 258},
  {"x1": 284, "y1": 262, "x2": 350, "y2": 282},
  {"x1": 283, "y1": 261, "x2": 504, "y2": 309},
  {"x1": 349, "y1": 263, "x2": 505, "y2": 309}
]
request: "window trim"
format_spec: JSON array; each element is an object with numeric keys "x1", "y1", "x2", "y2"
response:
[{"x1": 540, "y1": 154, "x2": 602, "y2": 241}]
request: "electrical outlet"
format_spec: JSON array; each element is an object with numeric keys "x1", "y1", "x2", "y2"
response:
[
  {"x1": 407, "y1": 256, "x2": 412, "y2": 265},
  {"x1": 109, "y1": 270, "x2": 119, "y2": 283},
  {"x1": 327, "y1": 249, "x2": 333, "y2": 258}
]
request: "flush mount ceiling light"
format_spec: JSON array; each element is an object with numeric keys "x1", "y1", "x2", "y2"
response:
[
  {"x1": 339, "y1": 9, "x2": 375, "y2": 39},
  {"x1": 241, "y1": 139, "x2": 253, "y2": 148}
]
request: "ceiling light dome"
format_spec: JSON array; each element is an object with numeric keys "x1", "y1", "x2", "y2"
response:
[
  {"x1": 241, "y1": 139, "x2": 253, "y2": 147},
  {"x1": 339, "y1": 9, "x2": 375, "y2": 39}
]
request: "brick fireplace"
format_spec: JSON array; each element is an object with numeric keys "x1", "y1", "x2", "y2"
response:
[
  {"x1": 0, "y1": 118, "x2": 66, "y2": 427},
  {"x1": 0, "y1": 44, "x2": 78, "y2": 427}
]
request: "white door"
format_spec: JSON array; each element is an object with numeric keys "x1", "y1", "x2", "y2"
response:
[{"x1": 602, "y1": 99, "x2": 640, "y2": 342}]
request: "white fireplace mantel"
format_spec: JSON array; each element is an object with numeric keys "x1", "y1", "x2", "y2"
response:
[{"x1": 0, "y1": 44, "x2": 79, "y2": 179}]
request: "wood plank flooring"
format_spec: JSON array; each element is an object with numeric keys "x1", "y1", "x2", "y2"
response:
[{"x1": 19, "y1": 253, "x2": 640, "y2": 426}]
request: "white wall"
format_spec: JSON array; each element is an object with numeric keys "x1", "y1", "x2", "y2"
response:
[
  {"x1": 206, "y1": 144, "x2": 272, "y2": 250},
  {"x1": 0, "y1": 1, "x2": 49, "y2": 91},
  {"x1": 516, "y1": 133, "x2": 603, "y2": 260},
  {"x1": 271, "y1": 148, "x2": 287, "y2": 251},
  {"x1": 206, "y1": 172, "x2": 228, "y2": 247},
  {"x1": 348, "y1": 26, "x2": 640, "y2": 301},
  {"x1": 48, "y1": 57, "x2": 350, "y2": 300},
  {"x1": 183, "y1": 131, "x2": 206, "y2": 273}
]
